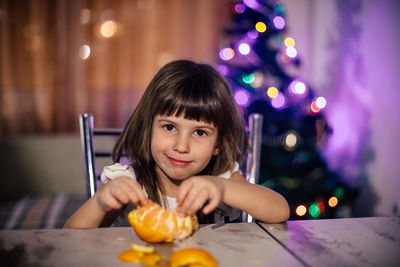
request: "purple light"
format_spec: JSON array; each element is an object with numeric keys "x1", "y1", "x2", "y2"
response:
[
  {"x1": 238, "y1": 43, "x2": 251, "y2": 55},
  {"x1": 271, "y1": 93, "x2": 285, "y2": 108},
  {"x1": 216, "y1": 65, "x2": 229, "y2": 76},
  {"x1": 243, "y1": 0, "x2": 260, "y2": 10},
  {"x1": 316, "y1": 96, "x2": 327, "y2": 109},
  {"x1": 234, "y1": 4, "x2": 245, "y2": 14},
  {"x1": 289, "y1": 80, "x2": 307, "y2": 95},
  {"x1": 273, "y1": 16, "x2": 285, "y2": 30},
  {"x1": 285, "y1": 47, "x2": 297, "y2": 58},
  {"x1": 234, "y1": 90, "x2": 249, "y2": 106},
  {"x1": 219, "y1": 48, "x2": 234, "y2": 61},
  {"x1": 247, "y1": 30, "x2": 259, "y2": 39}
]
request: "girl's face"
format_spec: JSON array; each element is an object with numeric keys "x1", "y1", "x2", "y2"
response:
[{"x1": 151, "y1": 114, "x2": 219, "y2": 184}]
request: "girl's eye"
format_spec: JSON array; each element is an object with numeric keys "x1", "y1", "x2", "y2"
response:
[
  {"x1": 194, "y1": 130, "x2": 207, "y2": 136},
  {"x1": 164, "y1": 124, "x2": 175, "y2": 131}
]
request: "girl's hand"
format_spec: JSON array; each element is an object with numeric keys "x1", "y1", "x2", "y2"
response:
[
  {"x1": 176, "y1": 176, "x2": 225, "y2": 217},
  {"x1": 94, "y1": 176, "x2": 149, "y2": 212}
]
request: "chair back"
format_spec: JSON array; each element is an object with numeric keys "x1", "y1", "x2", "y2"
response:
[{"x1": 79, "y1": 113, "x2": 263, "y2": 222}]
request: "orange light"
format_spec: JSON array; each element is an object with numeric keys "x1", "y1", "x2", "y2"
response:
[
  {"x1": 310, "y1": 101, "x2": 320, "y2": 113},
  {"x1": 328, "y1": 196, "x2": 338, "y2": 207},
  {"x1": 295, "y1": 205, "x2": 307, "y2": 216}
]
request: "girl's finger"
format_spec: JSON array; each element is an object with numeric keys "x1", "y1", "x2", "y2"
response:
[
  {"x1": 202, "y1": 193, "x2": 221, "y2": 214},
  {"x1": 177, "y1": 180, "x2": 193, "y2": 205}
]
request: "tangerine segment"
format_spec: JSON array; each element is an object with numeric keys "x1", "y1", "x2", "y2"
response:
[
  {"x1": 169, "y1": 248, "x2": 218, "y2": 267},
  {"x1": 118, "y1": 250, "x2": 141, "y2": 262},
  {"x1": 140, "y1": 253, "x2": 164, "y2": 266},
  {"x1": 128, "y1": 209, "x2": 172, "y2": 243}
]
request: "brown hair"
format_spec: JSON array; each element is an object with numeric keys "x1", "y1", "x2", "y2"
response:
[{"x1": 113, "y1": 60, "x2": 246, "y2": 220}]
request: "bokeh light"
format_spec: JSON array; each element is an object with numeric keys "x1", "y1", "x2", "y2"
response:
[
  {"x1": 234, "y1": 3, "x2": 245, "y2": 14},
  {"x1": 242, "y1": 73, "x2": 255, "y2": 84},
  {"x1": 273, "y1": 16, "x2": 285, "y2": 30},
  {"x1": 285, "y1": 47, "x2": 297, "y2": 58},
  {"x1": 285, "y1": 132, "x2": 297, "y2": 149},
  {"x1": 334, "y1": 187, "x2": 345, "y2": 199},
  {"x1": 284, "y1": 37, "x2": 295, "y2": 47},
  {"x1": 295, "y1": 205, "x2": 307, "y2": 216},
  {"x1": 79, "y1": 45, "x2": 91, "y2": 60},
  {"x1": 216, "y1": 65, "x2": 229, "y2": 76},
  {"x1": 309, "y1": 203, "x2": 321, "y2": 218},
  {"x1": 234, "y1": 90, "x2": 249, "y2": 106},
  {"x1": 289, "y1": 80, "x2": 306, "y2": 95},
  {"x1": 271, "y1": 93, "x2": 285, "y2": 108},
  {"x1": 247, "y1": 30, "x2": 259, "y2": 39},
  {"x1": 219, "y1": 48, "x2": 235, "y2": 61},
  {"x1": 238, "y1": 43, "x2": 251, "y2": 55},
  {"x1": 310, "y1": 101, "x2": 320, "y2": 113},
  {"x1": 267, "y1": 86, "x2": 279, "y2": 98},
  {"x1": 251, "y1": 71, "x2": 264, "y2": 88},
  {"x1": 255, "y1": 22, "x2": 267, "y2": 33},
  {"x1": 100, "y1": 20, "x2": 118, "y2": 38},
  {"x1": 80, "y1": 9, "x2": 91, "y2": 24},
  {"x1": 316, "y1": 96, "x2": 327, "y2": 109},
  {"x1": 328, "y1": 196, "x2": 339, "y2": 207}
]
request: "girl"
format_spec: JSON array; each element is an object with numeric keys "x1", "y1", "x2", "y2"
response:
[{"x1": 65, "y1": 60, "x2": 289, "y2": 228}]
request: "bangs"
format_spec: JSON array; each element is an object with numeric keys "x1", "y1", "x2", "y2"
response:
[{"x1": 155, "y1": 79, "x2": 224, "y2": 126}]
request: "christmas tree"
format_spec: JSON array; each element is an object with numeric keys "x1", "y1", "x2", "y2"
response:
[{"x1": 217, "y1": 0, "x2": 354, "y2": 219}]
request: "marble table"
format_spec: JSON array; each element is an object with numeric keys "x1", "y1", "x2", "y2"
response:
[
  {"x1": 258, "y1": 216, "x2": 400, "y2": 267},
  {"x1": 1, "y1": 217, "x2": 399, "y2": 266}
]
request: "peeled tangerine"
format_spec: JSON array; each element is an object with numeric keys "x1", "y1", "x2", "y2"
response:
[{"x1": 128, "y1": 201, "x2": 198, "y2": 243}]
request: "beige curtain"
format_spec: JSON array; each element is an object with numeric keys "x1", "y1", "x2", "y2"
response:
[{"x1": 0, "y1": 0, "x2": 230, "y2": 135}]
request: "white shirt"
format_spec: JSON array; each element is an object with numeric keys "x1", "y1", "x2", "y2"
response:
[{"x1": 100, "y1": 162, "x2": 242, "y2": 224}]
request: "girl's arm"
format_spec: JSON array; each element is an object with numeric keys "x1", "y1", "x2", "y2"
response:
[
  {"x1": 222, "y1": 172, "x2": 290, "y2": 223},
  {"x1": 64, "y1": 176, "x2": 148, "y2": 228}
]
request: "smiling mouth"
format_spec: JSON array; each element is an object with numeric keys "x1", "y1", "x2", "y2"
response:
[{"x1": 168, "y1": 156, "x2": 192, "y2": 166}]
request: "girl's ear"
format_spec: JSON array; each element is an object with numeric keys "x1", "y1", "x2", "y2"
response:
[{"x1": 212, "y1": 145, "x2": 219, "y2": 155}]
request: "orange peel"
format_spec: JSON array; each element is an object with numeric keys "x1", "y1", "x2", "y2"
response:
[
  {"x1": 169, "y1": 248, "x2": 218, "y2": 267},
  {"x1": 128, "y1": 201, "x2": 198, "y2": 243}
]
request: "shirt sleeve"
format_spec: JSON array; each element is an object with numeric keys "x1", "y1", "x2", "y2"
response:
[
  {"x1": 100, "y1": 163, "x2": 136, "y2": 184},
  {"x1": 218, "y1": 161, "x2": 240, "y2": 179}
]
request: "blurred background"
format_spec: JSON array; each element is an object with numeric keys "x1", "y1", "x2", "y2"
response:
[{"x1": 0, "y1": 0, "x2": 399, "y2": 228}]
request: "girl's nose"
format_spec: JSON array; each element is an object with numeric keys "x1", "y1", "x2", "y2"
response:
[{"x1": 173, "y1": 134, "x2": 190, "y2": 153}]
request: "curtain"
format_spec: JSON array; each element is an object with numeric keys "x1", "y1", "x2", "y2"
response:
[{"x1": 0, "y1": 0, "x2": 230, "y2": 135}]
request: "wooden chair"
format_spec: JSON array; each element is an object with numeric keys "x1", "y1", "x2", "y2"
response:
[{"x1": 79, "y1": 113, "x2": 263, "y2": 222}]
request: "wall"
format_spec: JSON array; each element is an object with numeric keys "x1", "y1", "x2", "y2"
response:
[
  {"x1": 281, "y1": 0, "x2": 400, "y2": 216},
  {"x1": 0, "y1": 135, "x2": 86, "y2": 198}
]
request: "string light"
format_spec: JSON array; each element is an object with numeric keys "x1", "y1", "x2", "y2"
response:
[
  {"x1": 219, "y1": 48, "x2": 235, "y2": 61},
  {"x1": 242, "y1": 73, "x2": 254, "y2": 84},
  {"x1": 285, "y1": 47, "x2": 297, "y2": 58},
  {"x1": 271, "y1": 93, "x2": 285, "y2": 109},
  {"x1": 315, "y1": 96, "x2": 327, "y2": 109},
  {"x1": 251, "y1": 71, "x2": 264, "y2": 88},
  {"x1": 255, "y1": 22, "x2": 267, "y2": 33},
  {"x1": 285, "y1": 132, "x2": 297, "y2": 149},
  {"x1": 234, "y1": 3, "x2": 245, "y2": 14},
  {"x1": 310, "y1": 101, "x2": 320, "y2": 113},
  {"x1": 234, "y1": 90, "x2": 249, "y2": 106},
  {"x1": 247, "y1": 30, "x2": 259, "y2": 39},
  {"x1": 295, "y1": 205, "x2": 307, "y2": 216},
  {"x1": 289, "y1": 80, "x2": 306, "y2": 95},
  {"x1": 238, "y1": 43, "x2": 251, "y2": 55},
  {"x1": 328, "y1": 196, "x2": 339, "y2": 207},
  {"x1": 273, "y1": 16, "x2": 285, "y2": 30},
  {"x1": 309, "y1": 203, "x2": 321, "y2": 218},
  {"x1": 284, "y1": 37, "x2": 295, "y2": 47},
  {"x1": 267, "y1": 87, "x2": 279, "y2": 98},
  {"x1": 334, "y1": 187, "x2": 345, "y2": 199}
]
